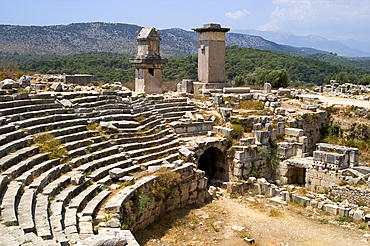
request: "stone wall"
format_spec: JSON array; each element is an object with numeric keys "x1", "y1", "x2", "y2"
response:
[
  {"x1": 120, "y1": 163, "x2": 209, "y2": 231},
  {"x1": 329, "y1": 186, "x2": 370, "y2": 206},
  {"x1": 233, "y1": 145, "x2": 277, "y2": 181},
  {"x1": 287, "y1": 111, "x2": 328, "y2": 154},
  {"x1": 280, "y1": 158, "x2": 345, "y2": 193},
  {"x1": 306, "y1": 168, "x2": 344, "y2": 193}
]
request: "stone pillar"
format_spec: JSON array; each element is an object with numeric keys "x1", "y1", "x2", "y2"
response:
[
  {"x1": 264, "y1": 83, "x2": 272, "y2": 93},
  {"x1": 130, "y1": 27, "x2": 167, "y2": 94},
  {"x1": 192, "y1": 23, "x2": 230, "y2": 92}
]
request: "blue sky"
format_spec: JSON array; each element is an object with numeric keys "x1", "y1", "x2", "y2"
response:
[{"x1": 1, "y1": 0, "x2": 370, "y2": 42}]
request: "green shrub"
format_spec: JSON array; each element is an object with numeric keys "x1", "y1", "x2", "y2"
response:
[
  {"x1": 319, "y1": 218, "x2": 328, "y2": 224},
  {"x1": 225, "y1": 135, "x2": 233, "y2": 148},
  {"x1": 87, "y1": 123, "x2": 100, "y2": 131},
  {"x1": 356, "y1": 200, "x2": 367, "y2": 207},
  {"x1": 230, "y1": 118, "x2": 240, "y2": 125},
  {"x1": 151, "y1": 170, "x2": 182, "y2": 201},
  {"x1": 137, "y1": 194, "x2": 150, "y2": 212},
  {"x1": 33, "y1": 133, "x2": 68, "y2": 159},
  {"x1": 249, "y1": 166, "x2": 260, "y2": 178},
  {"x1": 335, "y1": 215, "x2": 353, "y2": 223},
  {"x1": 232, "y1": 124, "x2": 244, "y2": 139},
  {"x1": 258, "y1": 145, "x2": 280, "y2": 170},
  {"x1": 103, "y1": 214, "x2": 111, "y2": 223}
]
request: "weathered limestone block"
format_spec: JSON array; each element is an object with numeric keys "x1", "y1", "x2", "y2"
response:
[
  {"x1": 291, "y1": 194, "x2": 310, "y2": 206},
  {"x1": 353, "y1": 210, "x2": 364, "y2": 221},
  {"x1": 285, "y1": 128, "x2": 304, "y2": 137},
  {"x1": 264, "y1": 83, "x2": 272, "y2": 93},
  {"x1": 213, "y1": 126, "x2": 233, "y2": 137},
  {"x1": 281, "y1": 191, "x2": 290, "y2": 202},
  {"x1": 323, "y1": 204, "x2": 339, "y2": 215},
  {"x1": 254, "y1": 130, "x2": 270, "y2": 145}
]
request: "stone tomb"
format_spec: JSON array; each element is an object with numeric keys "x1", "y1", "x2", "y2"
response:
[{"x1": 130, "y1": 27, "x2": 167, "y2": 94}]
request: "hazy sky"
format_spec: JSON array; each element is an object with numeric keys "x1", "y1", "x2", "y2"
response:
[{"x1": 1, "y1": 0, "x2": 370, "y2": 42}]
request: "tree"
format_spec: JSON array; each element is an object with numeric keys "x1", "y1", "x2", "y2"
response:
[
  {"x1": 266, "y1": 69, "x2": 289, "y2": 88},
  {"x1": 233, "y1": 75, "x2": 246, "y2": 87},
  {"x1": 336, "y1": 72, "x2": 349, "y2": 84}
]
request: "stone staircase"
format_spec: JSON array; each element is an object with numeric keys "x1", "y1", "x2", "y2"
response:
[{"x1": 0, "y1": 92, "x2": 198, "y2": 245}]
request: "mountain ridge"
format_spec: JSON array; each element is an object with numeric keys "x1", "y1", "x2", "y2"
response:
[
  {"x1": 0, "y1": 22, "x2": 331, "y2": 58},
  {"x1": 233, "y1": 29, "x2": 370, "y2": 57}
]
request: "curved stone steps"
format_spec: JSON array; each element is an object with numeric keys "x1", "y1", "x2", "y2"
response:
[
  {"x1": 0, "y1": 102, "x2": 61, "y2": 117},
  {"x1": 76, "y1": 152, "x2": 128, "y2": 175},
  {"x1": 34, "y1": 194, "x2": 52, "y2": 239},
  {"x1": 0, "y1": 137, "x2": 34, "y2": 160},
  {"x1": 15, "y1": 159, "x2": 60, "y2": 186},
  {"x1": 2, "y1": 153, "x2": 49, "y2": 180},
  {"x1": 47, "y1": 125, "x2": 87, "y2": 139},
  {"x1": 153, "y1": 100, "x2": 189, "y2": 109},
  {"x1": 0, "y1": 98, "x2": 55, "y2": 109},
  {"x1": 114, "y1": 127, "x2": 171, "y2": 145},
  {"x1": 68, "y1": 139, "x2": 112, "y2": 159},
  {"x1": 132, "y1": 146, "x2": 180, "y2": 164},
  {"x1": 126, "y1": 139, "x2": 179, "y2": 158},
  {"x1": 18, "y1": 188, "x2": 36, "y2": 233},
  {"x1": 29, "y1": 164, "x2": 70, "y2": 193},
  {"x1": 81, "y1": 189, "x2": 111, "y2": 217},
  {"x1": 120, "y1": 133, "x2": 176, "y2": 152},
  {"x1": 88, "y1": 159, "x2": 133, "y2": 182},
  {"x1": 15, "y1": 114, "x2": 77, "y2": 129},
  {"x1": 0, "y1": 124, "x2": 16, "y2": 134},
  {"x1": 5, "y1": 108, "x2": 68, "y2": 124},
  {"x1": 0, "y1": 129, "x2": 27, "y2": 146},
  {"x1": 25, "y1": 118, "x2": 88, "y2": 135},
  {"x1": 156, "y1": 105, "x2": 196, "y2": 115},
  {"x1": 112, "y1": 124, "x2": 167, "y2": 142},
  {"x1": 1, "y1": 181, "x2": 23, "y2": 225},
  {"x1": 56, "y1": 130, "x2": 100, "y2": 146},
  {"x1": 68, "y1": 145, "x2": 118, "y2": 169},
  {"x1": 90, "y1": 114, "x2": 135, "y2": 123},
  {"x1": 139, "y1": 153, "x2": 179, "y2": 169},
  {"x1": 0, "y1": 145, "x2": 38, "y2": 172}
]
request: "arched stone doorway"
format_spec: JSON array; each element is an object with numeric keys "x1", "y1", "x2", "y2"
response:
[{"x1": 198, "y1": 147, "x2": 228, "y2": 181}]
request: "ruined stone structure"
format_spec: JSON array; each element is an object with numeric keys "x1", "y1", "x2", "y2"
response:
[
  {"x1": 3, "y1": 22, "x2": 370, "y2": 245},
  {"x1": 130, "y1": 27, "x2": 167, "y2": 94},
  {"x1": 64, "y1": 74, "x2": 94, "y2": 86},
  {"x1": 192, "y1": 23, "x2": 230, "y2": 93}
]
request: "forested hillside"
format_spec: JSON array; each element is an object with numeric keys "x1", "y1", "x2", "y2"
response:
[
  {"x1": 0, "y1": 22, "x2": 329, "y2": 58},
  {"x1": 15, "y1": 46, "x2": 370, "y2": 85},
  {"x1": 308, "y1": 53, "x2": 370, "y2": 71}
]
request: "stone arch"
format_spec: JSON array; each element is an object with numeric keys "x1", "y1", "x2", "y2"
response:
[{"x1": 197, "y1": 147, "x2": 228, "y2": 181}]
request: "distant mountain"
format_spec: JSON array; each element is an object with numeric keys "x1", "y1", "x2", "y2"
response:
[
  {"x1": 234, "y1": 29, "x2": 370, "y2": 57},
  {"x1": 0, "y1": 22, "x2": 331, "y2": 58}
]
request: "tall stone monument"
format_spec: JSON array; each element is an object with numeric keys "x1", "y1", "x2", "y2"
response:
[
  {"x1": 192, "y1": 23, "x2": 230, "y2": 92},
  {"x1": 130, "y1": 27, "x2": 167, "y2": 94}
]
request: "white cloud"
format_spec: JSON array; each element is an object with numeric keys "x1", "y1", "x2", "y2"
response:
[
  {"x1": 258, "y1": 0, "x2": 370, "y2": 38},
  {"x1": 225, "y1": 9, "x2": 250, "y2": 20}
]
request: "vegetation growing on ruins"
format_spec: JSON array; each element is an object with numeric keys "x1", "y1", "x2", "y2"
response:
[
  {"x1": 151, "y1": 170, "x2": 182, "y2": 201},
  {"x1": 33, "y1": 133, "x2": 68, "y2": 159},
  {"x1": 239, "y1": 100, "x2": 265, "y2": 110},
  {"x1": 258, "y1": 145, "x2": 280, "y2": 171}
]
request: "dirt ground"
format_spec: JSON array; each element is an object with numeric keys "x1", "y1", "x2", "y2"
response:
[
  {"x1": 134, "y1": 192, "x2": 370, "y2": 246},
  {"x1": 316, "y1": 95, "x2": 370, "y2": 108}
]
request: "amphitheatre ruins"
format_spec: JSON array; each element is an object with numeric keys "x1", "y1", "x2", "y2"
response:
[{"x1": 1, "y1": 23, "x2": 370, "y2": 245}]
